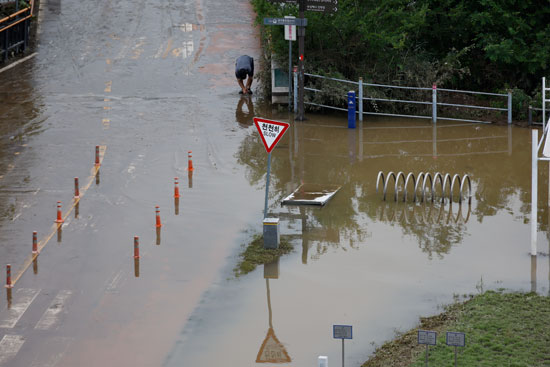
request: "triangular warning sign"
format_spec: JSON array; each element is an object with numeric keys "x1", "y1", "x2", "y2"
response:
[
  {"x1": 253, "y1": 117, "x2": 290, "y2": 153},
  {"x1": 255, "y1": 328, "x2": 291, "y2": 363}
]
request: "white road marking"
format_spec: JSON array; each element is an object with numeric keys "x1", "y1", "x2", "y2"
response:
[
  {"x1": 34, "y1": 290, "x2": 72, "y2": 330},
  {"x1": 106, "y1": 270, "x2": 125, "y2": 292},
  {"x1": 29, "y1": 337, "x2": 73, "y2": 367},
  {"x1": 0, "y1": 288, "x2": 40, "y2": 329},
  {"x1": 0, "y1": 335, "x2": 25, "y2": 366}
]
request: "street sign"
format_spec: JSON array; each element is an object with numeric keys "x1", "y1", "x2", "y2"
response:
[
  {"x1": 268, "y1": 0, "x2": 338, "y2": 13},
  {"x1": 446, "y1": 332, "x2": 465, "y2": 347},
  {"x1": 284, "y1": 16, "x2": 297, "y2": 41},
  {"x1": 333, "y1": 325, "x2": 352, "y2": 339},
  {"x1": 253, "y1": 117, "x2": 290, "y2": 153},
  {"x1": 305, "y1": 0, "x2": 338, "y2": 13},
  {"x1": 264, "y1": 17, "x2": 308, "y2": 26},
  {"x1": 418, "y1": 330, "x2": 437, "y2": 346}
]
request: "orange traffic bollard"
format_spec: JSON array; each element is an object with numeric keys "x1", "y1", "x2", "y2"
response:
[
  {"x1": 74, "y1": 177, "x2": 80, "y2": 199},
  {"x1": 55, "y1": 201, "x2": 64, "y2": 223},
  {"x1": 155, "y1": 206, "x2": 162, "y2": 228},
  {"x1": 5, "y1": 264, "x2": 12, "y2": 289},
  {"x1": 134, "y1": 236, "x2": 140, "y2": 259},
  {"x1": 174, "y1": 177, "x2": 181, "y2": 198},
  {"x1": 95, "y1": 146, "x2": 100, "y2": 166},
  {"x1": 188, "y1": 151, "x2": 194, "y2": 172},
  {"x1": 32, "y1": 231, "x2": 38, "y2": 255}
]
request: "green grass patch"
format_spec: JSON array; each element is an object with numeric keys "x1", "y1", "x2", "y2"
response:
[
  {"x1": 233, "y1": 235, "x2": 293, "y2": 277},
  {"x1": 363, "y1": 291, "x2": 550, "y2": 367}
]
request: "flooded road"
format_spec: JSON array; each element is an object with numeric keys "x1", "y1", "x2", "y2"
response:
[{"x1": 1, "y1": 0, "x2": 549, "y2": 366}]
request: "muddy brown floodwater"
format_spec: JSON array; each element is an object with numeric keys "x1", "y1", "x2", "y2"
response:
[{"x1": 165, "y1": 114, "x2": 550, "y2": 367}]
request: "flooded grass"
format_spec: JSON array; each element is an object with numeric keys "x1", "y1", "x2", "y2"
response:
[
  {"x1": 234, "y1": 235, "x2": 294, "y2": 277},
  {"x1": 363, "y1": 290, "x2": 550, "y2": 367}
]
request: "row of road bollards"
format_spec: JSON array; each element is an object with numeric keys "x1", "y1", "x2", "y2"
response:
[
  {"x1": 5, "y1": 147, "x2": 195, "y2": 288},
  {"x1": 5, "y1": 145, "x2": 102, "y2": 289},
  {"x1": 131, "y1": 151, "x2": 194, "y2": 277}
]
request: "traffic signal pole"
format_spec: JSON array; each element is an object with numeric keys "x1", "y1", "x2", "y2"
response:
[{"x1": 297, "y1": 0, "x2": 305, "y2": 121}]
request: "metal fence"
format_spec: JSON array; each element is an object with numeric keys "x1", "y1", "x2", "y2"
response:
[
  {"x1": 294, "y1": 72, "x2": 512, "y2": 124},
  {"x1": 0, "y1": 5, "x2": 32, "y2": 63}
]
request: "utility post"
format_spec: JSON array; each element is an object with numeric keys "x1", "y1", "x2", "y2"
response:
[{"x1": 297, "y1": 0, "x2": 306, "y2": 121}]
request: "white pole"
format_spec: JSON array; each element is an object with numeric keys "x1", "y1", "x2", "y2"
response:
[
  {"x1": 544, "y1": 78, "x2": 547, "y2": 127},
  {"x1": 531, "y1": 129, "x2": 538, "y2": 256}
]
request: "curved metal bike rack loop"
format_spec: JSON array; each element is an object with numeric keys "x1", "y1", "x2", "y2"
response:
[
  {"x1": 377, "y1": 171, "x2": 473, "y2": 204},
  {"x1": 403, "y1": 172, "x2": 416, "y2": 202}
]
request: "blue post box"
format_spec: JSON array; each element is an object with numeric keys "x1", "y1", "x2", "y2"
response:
[{"x1": 348, "y1": 91, "x2": 356, "y2": 129}]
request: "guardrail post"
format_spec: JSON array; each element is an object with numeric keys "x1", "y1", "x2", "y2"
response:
[
  {"x1": 293, "y1": 70, "x2": 298, "y2": 113},
  {"x1": 432, "y1": 84, "x2": 437, "y2": 124},
  {"x1": 358, "y1": 77, "x2": 363, "y2": 122},
  {"x1": 529, "y1": 106, "x2": 533, "y2": 126},
  {"x1": 348, "y1": 91, "x2": 356, "y2": 129},
  {"x1": 24, "y1": 19, "x2": 29, "y2": 51},
  {"x1": 508, "y1": 90, "x2": 512, "y2": 124},
  {"x1": 531, "y1": 129, "x2": 538, "y2": 256}
]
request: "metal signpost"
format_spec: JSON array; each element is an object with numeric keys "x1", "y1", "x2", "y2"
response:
[
  {"x1": 268, "y1": 0, "x2": 338, "y2": 120},
  {"x1": 417, "y1": 330, "x2": 437, "y2": 367},
  {"x1": 269, "y1": 0, "x2": 338, "y2": 13},
  {"x1": 333, "y1": 325, "x2": 352, "y2": 367},
  {"x1": 253, "y1": 117, "x2": 290, "y2": 218},
  {"x1": 284, "y1": 16, "x2": 297, "y2": 111},
  {"x1": 446, "y1": 332, "x2": 465, "y2": 367},
  {"x1": 263, "y1": 17, "x2": 308, "y2": 26}
]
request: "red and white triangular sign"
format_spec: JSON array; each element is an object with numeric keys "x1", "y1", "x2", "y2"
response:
[{"x1": 254, "y1": 117, "x2": 290, "y2": 153}]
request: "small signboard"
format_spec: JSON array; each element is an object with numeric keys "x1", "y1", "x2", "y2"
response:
[
  {"x1": 446, "y1": 332, "x2": 466, "y2": 347},
  {"x1": 305, "y1": 0, "x2": 338, "y2": 13},
  {"x1": 333, "y1": 325, "x2": 352, "y2": 339},
  {"x1": 253, "y1": 117, "x2": 290, "y2": 153},
  {"x1": 264, "y1": 17, "x2": 308, "y2": 26},
  {"x1": 268, "y1": 0, "x2": 338, "y2": 13},
  {"x1": 418, "y1": 330, "x2": 437, "y2": 346},
  {"x1": 284, "y1": 16, "x2": 297, "y2": 41}
]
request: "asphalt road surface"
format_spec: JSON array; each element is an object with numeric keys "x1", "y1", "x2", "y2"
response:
[{"x1": 0, "y1": 0, "x2": 264, "y2": 365}]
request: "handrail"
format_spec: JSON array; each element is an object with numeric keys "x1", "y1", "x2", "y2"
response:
[
  {"x1": 0, "y1": 13, "x2": 31, "y2": 33},
  {"x1": 0, "y1": 7, "x2": 30, "y2": 26},
  {"x1": 301, "y1": 72, "x2": 512, "y2": 124}
]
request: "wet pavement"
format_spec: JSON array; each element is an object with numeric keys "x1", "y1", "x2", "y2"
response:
[{"x1": 1, "y1": 0, "x2": 550, "y2": 366}]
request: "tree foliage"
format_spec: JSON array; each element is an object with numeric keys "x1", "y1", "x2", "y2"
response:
[{"x1": 252, "y1": 0, "x2": 550, "y2": 95}]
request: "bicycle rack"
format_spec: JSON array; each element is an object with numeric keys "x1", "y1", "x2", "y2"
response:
[
  {"x1": 377, "y1": 200, "x2": 471, "y2": 225},
  {"x1": 376, "y1": 171, "x2": 472, "y2": 203}
]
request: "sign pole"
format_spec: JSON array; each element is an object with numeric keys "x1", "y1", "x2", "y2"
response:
[
  {"x1": 297, "y1": 0, "x2": 305, "y2": 120},
  {"x1": 288, "y1": 38, "x2": 296, "y2": 111},
  {"x1": 425, "y1": 345, "x2": 429, "y2": 367},
  {"x1": 341, "y1": 338, "x2": 345, "y2": 367},
  {"x1": 454, "y1": 346, "x2": 457, "y2": 367},
  {"x1": 264, "y1": 152, "x2": 272, "y2": 218}
]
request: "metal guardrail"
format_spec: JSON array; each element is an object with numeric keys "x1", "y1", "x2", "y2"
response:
[
  {"x1": 296, "y1": 72, "x2": 512, "y2": 124},
  {"x1": 0, "y1": 4, "x2": 32, "y2": 63}
]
